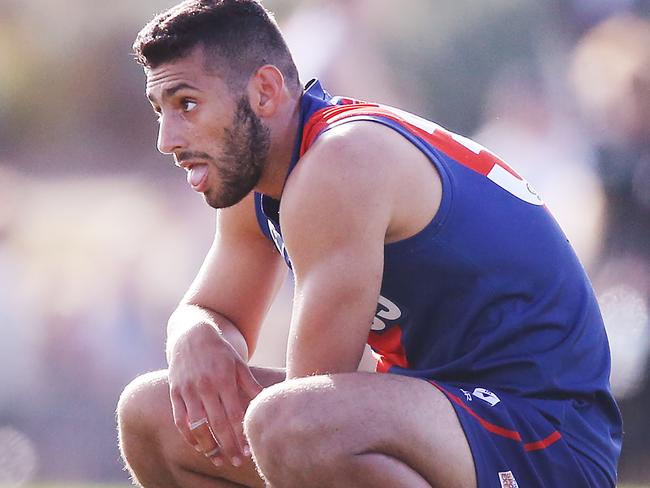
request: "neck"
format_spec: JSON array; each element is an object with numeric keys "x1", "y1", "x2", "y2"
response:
[{"x1": 255, "y1": 94, "x2": 301, "y2": 200}]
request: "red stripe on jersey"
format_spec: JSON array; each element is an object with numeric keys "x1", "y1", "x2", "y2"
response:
[
  {"x1": 411, "y1": 125, "x2": 521, "y2": 180},
  {"x1": 300, "y1": 104, "x2": 523, "y2": 182},
  {"x1": 367, "y1": 325, "x2": 409, "y2": 373},
  {"x1": 300, "y1": 105, "x2": 377, "y2": 156},
  {"x1": 430, "y1": 381, "x2": 562, "y2": 450}
]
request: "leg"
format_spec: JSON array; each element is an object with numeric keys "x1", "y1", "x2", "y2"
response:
[
  {"x1": 244, "y1": 372, "x2": 476, "y2": 488},
  {"x1": 117, "y1": 368, "x2": 285, "y2": 488}
]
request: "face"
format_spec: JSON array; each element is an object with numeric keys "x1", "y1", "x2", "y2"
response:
[{"x1": 145, "y1": 47, "x2": 271, "y2": 208}]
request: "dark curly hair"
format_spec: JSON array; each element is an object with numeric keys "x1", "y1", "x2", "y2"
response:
[{"x1": 133, "y1": 0, "x2": 301, "y2": 93}]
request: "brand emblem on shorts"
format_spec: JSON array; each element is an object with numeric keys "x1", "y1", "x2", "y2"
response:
[
  {"x1": 498, "y1": 470, "x2": 519, "y2": 488},
  {"x1": 472, "y1": 388, "x2": 501, "y2": 406}
]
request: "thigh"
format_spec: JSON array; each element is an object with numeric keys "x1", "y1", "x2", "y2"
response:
[{"x1": 250, "y1": 372, "x2": 477, "y2": 487}]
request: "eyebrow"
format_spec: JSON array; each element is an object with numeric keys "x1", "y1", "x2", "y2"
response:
[{"x1": 147, "y1": 82, "x2": 198, "y2": 103}]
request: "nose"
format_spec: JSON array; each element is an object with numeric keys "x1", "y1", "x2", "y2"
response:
[{"x1": 156, "y1": 113, "x2": 185, "y2": 155}]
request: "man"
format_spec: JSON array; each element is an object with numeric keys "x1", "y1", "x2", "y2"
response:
[{"x1": 117, "y1": 1, "x2": 622, "y2": 486}]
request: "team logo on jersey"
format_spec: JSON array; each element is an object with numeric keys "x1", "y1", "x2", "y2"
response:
[
  {"x1": 372, "y1": 295, "x2": 403, "y2": 331},
  {"x1": 498, "y1": 471, "x2": 519, "y2": 488},
  {"x1": 472, "y1": 388, "x2": 501, "y2": 406},
  {"x1": 486, "y1": 164, "x2": 543, "y2": 206}
]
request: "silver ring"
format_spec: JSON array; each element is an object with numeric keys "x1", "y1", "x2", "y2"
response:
[{"x1": 189, "y1": 417, "x2": 209, "y2": 430}]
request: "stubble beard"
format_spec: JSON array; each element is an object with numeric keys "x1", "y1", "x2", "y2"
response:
[{"x1": 204, "y1": 96, "x2": 271, "y2": 209}]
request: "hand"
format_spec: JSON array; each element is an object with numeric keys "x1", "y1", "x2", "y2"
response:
[{"x1": 167, "y1": 321, "x2": 262, "y2": 467}]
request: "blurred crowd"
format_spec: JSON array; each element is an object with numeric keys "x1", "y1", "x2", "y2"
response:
[{"x1": 0, "y1": 0, "x2": 649, "y2": 484}]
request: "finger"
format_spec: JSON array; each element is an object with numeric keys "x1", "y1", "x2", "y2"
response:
[
  {"x1": 184, "y1": 390, "x2": 219, "y2": 455},
  {"x1": 189, "y1": 417, "x2": 222, "y2": 466},
  {"x1": 236, "y1": 363, "x2": 263, "y2": 401},
  {"x1": 170, "y1": 387, "x2": 200, "y2": 451},
  {"x1": 203, "y1": 392, "x2": 242, "y2": 467},
  {"x1": 219, "y1": 383, "x2": 249, "y2": 456}
]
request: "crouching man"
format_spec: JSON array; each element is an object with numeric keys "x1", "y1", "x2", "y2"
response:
[{"x1": 117, "y1": 1, "x2": 622, "y2": 487}]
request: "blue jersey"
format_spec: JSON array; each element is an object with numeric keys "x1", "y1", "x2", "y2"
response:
[{"x1": 254, "y1": 79, "x2": 622, "y2": 482}]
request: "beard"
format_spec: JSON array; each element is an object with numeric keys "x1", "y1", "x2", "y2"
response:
[{"x1": 204, "y1": 95, "x2": 271, "y2": 209}]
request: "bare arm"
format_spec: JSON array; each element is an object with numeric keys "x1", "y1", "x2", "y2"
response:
[
  {"x1": 168, "y1": 192, "x2": 286, "y2": 358},
  {"x1": 281, "y1": 124, "x2": 395, "y2": 378},
  {"x1": 166, "y1": 192, "x2": 287, "y2": 465},
  {"x1": 281, "y1": 121, "x2": 442, "y2": 378}
]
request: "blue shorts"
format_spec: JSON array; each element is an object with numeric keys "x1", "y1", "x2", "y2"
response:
[{"x1": 430, "y1": 381, "x2": 614, "y2": 488}]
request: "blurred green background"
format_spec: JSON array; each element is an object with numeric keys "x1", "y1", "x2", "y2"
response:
[{"x1": 1, "y1": 0, "x2": 649, "y2": 485}]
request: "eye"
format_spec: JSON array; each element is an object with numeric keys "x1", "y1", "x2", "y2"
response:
[{"x1": 181, "y1": 99, "x2": 197, "y2": 112}]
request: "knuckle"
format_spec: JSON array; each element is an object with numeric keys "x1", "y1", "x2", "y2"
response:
[
  {"x1": 196, "y1": 374, "x2": 214, "y2": 393},
  {"x1": 174, "y1": 382, "x2": 193, "y2": 397}
]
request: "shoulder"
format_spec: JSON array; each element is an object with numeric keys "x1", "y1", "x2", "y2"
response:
[
  {"x1": 281, "y1": 122, "x2": 399, "y2": 223},
  {"x1": 277, "y1": 122, "x2": 398, "y2": 260},
  {"x1": 283, "y1": 121, "x2": 409, "y2": 207},
  {"x1": 302, "y1": 120, "x2": 406, "y2": 174},
  {"x1": 281, "y1": 118, "x2": 442, "y2": 245}
]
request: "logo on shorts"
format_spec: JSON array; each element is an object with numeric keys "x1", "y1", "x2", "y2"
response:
[
  {"x1": 498, "y1": 471, "x2": 519, "y2": 488},
  {"x1": 472, "y1": 388, "x2": 501, "y2": 406}
]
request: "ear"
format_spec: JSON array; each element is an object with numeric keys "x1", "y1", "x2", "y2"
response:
[{"x1": 247, "y1": 65, "x2": 285, "y2": 118}]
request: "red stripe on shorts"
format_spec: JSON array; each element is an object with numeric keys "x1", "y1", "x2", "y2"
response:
[
  {"x1": 524, "y1": 430, "x2": 562, "y2": 451},
  {"x1": 429, "y1": 380, "x2": 562, "y2": 451}
]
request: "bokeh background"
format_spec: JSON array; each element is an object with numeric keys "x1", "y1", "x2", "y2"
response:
[{"x1": 1, "y1": 0, "x2": 649, "y2": 485}]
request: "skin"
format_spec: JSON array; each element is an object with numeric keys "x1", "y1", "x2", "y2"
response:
[{"x1": 117, "y1": 45, "x2": 476, "y2": 487}]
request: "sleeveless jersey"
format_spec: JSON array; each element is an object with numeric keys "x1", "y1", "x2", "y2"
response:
[{"x1": 253, "y1": 79, "x2": 622, "y2": 479}]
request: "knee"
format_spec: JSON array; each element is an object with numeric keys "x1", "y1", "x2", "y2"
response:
[
  {"x1": 116, "y1": 370, "x2": 170, "y2": 454},
  {"x1": 243, "y1": 378, "x2": 335, "y2": 469}
]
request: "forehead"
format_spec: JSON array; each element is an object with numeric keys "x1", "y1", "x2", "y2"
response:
[{"x1": 145, "y1": 47, "x2": 227, "y2": 101}]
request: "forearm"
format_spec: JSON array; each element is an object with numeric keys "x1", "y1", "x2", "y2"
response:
[{"x1": 166, "y1": 303, "x2": 250, "y2": 364}]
